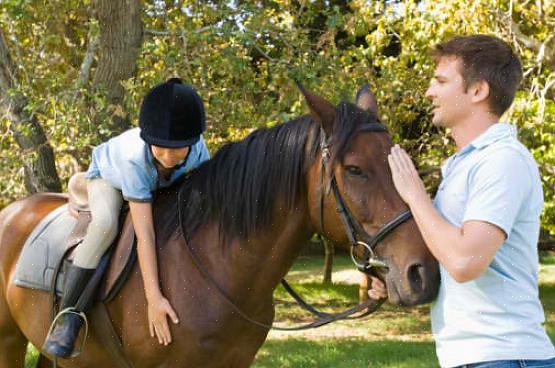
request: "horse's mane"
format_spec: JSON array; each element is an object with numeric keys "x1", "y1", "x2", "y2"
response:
[{"x1": 178, "y1": 101, "x2": 378, "y2": 243}]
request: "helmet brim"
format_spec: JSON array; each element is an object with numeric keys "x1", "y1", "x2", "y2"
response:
[{"x1": 140, "y1": 130, "x2": 200, "y2": 148}]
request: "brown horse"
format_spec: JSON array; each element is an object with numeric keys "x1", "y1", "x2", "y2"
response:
[{"x1": 0, "y1": 85, "x2": 439, "y2": 367}]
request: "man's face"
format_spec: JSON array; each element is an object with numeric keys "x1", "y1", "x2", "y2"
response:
[{"x1": 425, "y1": 57, "x2": 473, "y2": 128}]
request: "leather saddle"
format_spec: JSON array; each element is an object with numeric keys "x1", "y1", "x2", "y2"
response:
[{"x1": 66, "y1": 172, "x2": 137, "y2": 302}]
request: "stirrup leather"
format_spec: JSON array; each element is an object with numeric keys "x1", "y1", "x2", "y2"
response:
[{"x1": 45, "y1": 307, "x2": 90, "y2": 358}]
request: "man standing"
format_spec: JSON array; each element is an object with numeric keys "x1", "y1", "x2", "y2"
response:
[{"x1": 369, "y1": 35, "x2": 555, "y2": 368}]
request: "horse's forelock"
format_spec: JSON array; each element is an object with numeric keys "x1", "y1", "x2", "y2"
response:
[{"x1": 329, "y1": 101, "x2": 381, "y2": 168}]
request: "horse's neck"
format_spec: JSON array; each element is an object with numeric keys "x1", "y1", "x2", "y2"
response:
[
  {"x1": 181, "y1": 205, "x2": 314, "y2": 302},
  {"x1": 244, "y1": 208, "x2": 314, "y2": 290},
  {"x1": 155, "y1": 170, "x2": 315, "y2": 304}
]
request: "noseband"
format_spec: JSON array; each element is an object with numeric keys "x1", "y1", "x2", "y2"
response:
[{"x1": 318, "y1": 124, "x2": 412, "y2": 273}]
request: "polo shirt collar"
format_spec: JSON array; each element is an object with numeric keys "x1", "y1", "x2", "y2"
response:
[
  {"x1": 444, "y1": 123, "x2": 516, "y2": 175},
  {"x1": 469, "y1": 122, "x2": 516, "y2": 150}
]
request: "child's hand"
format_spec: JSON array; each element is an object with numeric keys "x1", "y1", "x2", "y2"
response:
[
  {"x1": 147, "y1": 295, "x2": 179, "y2": 345},
  {"x1": 367, "y1": 276, "x2": 388, "y2": 300}
]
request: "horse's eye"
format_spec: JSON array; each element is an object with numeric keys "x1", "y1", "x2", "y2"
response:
[{"x1": 345, "y1": 165, "x2": 364, "y2": 177}]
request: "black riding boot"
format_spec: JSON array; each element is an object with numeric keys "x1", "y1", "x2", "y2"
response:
[{"x1": 42, "y1": 264, "x2": 95, "y2": 358}]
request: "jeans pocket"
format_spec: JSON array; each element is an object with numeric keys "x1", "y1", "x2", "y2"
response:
[
  {"x1": 523, "y1": 361, "x2": 555, "y2": 368},
  {"x1": 467, "y1": 361, "x2": 519, "y2": 368}
]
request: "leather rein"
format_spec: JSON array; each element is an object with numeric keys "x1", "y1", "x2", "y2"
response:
[{"x1": 177, "y1": 122, "x2": 412, "y2": 331}]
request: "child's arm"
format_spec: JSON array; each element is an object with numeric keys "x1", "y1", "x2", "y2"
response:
[{"x1": 129, "y1": 201, "x2": 179, "y2": 346}]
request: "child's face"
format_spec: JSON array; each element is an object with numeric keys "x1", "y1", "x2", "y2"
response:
[{"x1": 151, "y1": 145, "x2": 190, "y2": 169}]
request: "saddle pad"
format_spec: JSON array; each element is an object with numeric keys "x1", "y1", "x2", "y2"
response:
[{"x1": 13, "y1": 204, "x2": 76, "y2": 293}]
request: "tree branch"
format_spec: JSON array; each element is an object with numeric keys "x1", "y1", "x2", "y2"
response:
[
  {"x1": 144, "y1": 26, "x2": 212, "y2": 37},
  {"x1": 73, "y1": 25, "x2": 100, "y2": 95},
  {"x1": 500, "y1": 11, "x2": 555, "y2": 71},
  {"x1": 0, "y1": 27, "x2": 62, "y2": 193}
]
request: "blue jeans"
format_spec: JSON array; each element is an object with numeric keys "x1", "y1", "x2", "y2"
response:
[{"x1": 454, "y1": 357, "x2": 555, "y2": 368}]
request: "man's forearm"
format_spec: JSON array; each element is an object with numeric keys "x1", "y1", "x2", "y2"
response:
[
  {"x1": 387, "y1": 145, "x2": 504, "y2": 282},
  {"x1": 408, "y1": 196, "x2": 472, "y2": 280}
]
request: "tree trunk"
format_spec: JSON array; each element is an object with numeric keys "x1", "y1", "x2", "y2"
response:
[
  {"x1": 0, "y1": 28, "x2": 61, "y2": 194},
  {"x1": 359, "y1": 273, "x2": 370, "y2": 303},
  {"x1": 92, "y1": 0, "x2": 142, "y2": 137},
  {"x1": 322, "y1": 236, "x2": 334, "y2": 284}
]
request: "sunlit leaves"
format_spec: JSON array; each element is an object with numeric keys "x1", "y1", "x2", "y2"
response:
[{"x1": 0, "y1": 0, "x2": 553, "y2": 236}]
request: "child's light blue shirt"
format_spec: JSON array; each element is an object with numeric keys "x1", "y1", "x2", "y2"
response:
[
  {"x1": 86, "y1": 127, "x2": 210, "y2": 202},
  {"x1": 431, "y1": 123, "x2": 555, "y2": 367}
]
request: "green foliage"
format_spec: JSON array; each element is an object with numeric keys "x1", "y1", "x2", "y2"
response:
[{"x1": 0, "y1": 0, "x2": 554, "y2": 236}]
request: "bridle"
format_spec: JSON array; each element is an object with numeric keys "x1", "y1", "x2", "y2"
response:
[{"x1": 317, "y1": 123, "x2": 412, "y2": 273}]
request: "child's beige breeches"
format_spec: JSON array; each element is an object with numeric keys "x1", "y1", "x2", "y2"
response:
[{"x1": 73, "y1": 178, "x2": 123, "y2": 269}]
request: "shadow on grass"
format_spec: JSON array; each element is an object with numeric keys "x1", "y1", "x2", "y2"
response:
[
  {"x1": 275, "y1": 282, "x2": 359, "y2": 303},
  {"x1": 253, "y1": 338, "x2": 437, "y2": 368},
  {"x1": 272, "y1": 281, "x2": 431, "y2": 335}
]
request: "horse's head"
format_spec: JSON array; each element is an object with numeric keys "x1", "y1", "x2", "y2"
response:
[{"x1": 301, "y1": 84, "x2": 439, "y2": 306}]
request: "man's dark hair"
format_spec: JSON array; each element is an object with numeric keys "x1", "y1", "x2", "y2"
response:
[{"x1": 432, "y1": 35, "x2": 523, "y2": 116}]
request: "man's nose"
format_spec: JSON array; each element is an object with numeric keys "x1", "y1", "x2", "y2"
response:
[{"x1": 424, "y1": 86, "x2": 434, "y2": 100}]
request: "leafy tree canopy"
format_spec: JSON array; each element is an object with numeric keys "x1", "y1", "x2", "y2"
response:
[{"x1": 1, "y1": 0, "x2": 553, "y2": 233}]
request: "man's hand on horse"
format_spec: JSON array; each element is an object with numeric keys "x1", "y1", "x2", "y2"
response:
[
  {"x1": 148, "y1": 295, "x2": 179, "y2": 346},
  {"x1": 367, "y1": 276, "x2": 387, "y2": 300},
  {"x1": 388, "y1": 144, "x2": 429, "y2": 207}
]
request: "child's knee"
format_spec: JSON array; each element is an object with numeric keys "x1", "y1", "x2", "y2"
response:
[{"x1": 90, "y1": 215, "x2": 119, "y2": 240}]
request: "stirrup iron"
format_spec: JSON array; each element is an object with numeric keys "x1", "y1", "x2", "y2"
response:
[{"x1": 45, "y1": 307, "x2": 90, "y2": 358}]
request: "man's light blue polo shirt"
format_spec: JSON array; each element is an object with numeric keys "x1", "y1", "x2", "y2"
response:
[
  {"x1": 432, "y1": 123, "x2": 555, "y2": 367},
  {"x1": 86, "y1": 127, "x2": 210, "y2": 202}
]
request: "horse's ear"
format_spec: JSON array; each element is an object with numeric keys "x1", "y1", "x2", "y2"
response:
[
  {"x1": 296, "y1": 82, "x2": 336, "y2": 136},
  {"x1": 355, "y1": 84, "x2": 378, "y2": 116}
]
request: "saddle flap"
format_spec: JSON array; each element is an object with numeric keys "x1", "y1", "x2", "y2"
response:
[
  {"x1": 12, "y1": 204, "x2": 76, "y2": 292},
  {"x1": 14, "y1": 202, "x2": 136, "y2": 303},
  {"x1": 99, "y1": 212, "x2": 136, "y2": 302}
]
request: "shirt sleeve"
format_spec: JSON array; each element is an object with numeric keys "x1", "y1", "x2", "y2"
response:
[
  {"x1": 197, "y1": 135, "x2": 210, "y2": 162},
  {"x1": 120, "y1": 161, "x2": 154, "y2": 202},
  {"x1": 463, "y1": 148, "x2": 532, "y2": 237}
]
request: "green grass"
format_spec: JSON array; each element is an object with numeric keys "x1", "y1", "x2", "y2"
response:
[
  {"x1": 540, "y1": 253, "x2": 555, "y2": 265},
  {"x1": 25, "y1": 345, "x2": 39, "y2": 368},
  {"x1": 252, "y1": 254, "x2": 555, "y2": 368},
  {"x1": 539, "y1": 260, "x2": 555, "y2": 342},
  {"x1": 253, "y1": 339, "x2": 436, "y2": 368},
  {"x1": 25, "y1": 255, "x2": 555, "y2": 367}
]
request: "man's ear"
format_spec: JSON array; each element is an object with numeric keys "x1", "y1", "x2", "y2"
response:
[
  {"x1": 471, "y1": 79, "x2": 490, "y2": 104},
  {"x1": 296, "y1": 82, "x2": 336, "y2": 136}
]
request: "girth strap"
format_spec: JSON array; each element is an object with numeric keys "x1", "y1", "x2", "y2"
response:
[{"x1": 90, "y1": 303, "x2": 134, "y2": 368}]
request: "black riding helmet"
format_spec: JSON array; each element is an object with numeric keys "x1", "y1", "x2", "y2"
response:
[{"x1": 139, "y1": 78, "x2": 206, "y2": 148}]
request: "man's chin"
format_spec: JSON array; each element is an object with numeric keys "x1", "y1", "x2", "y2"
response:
[{"x1": 431, "y1": 116, "x2": 445, "y2": 128}]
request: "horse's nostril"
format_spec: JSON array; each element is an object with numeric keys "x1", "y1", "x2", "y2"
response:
[{"x1": 407, "y1": 263, "x2": 425, "y2": 292}]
